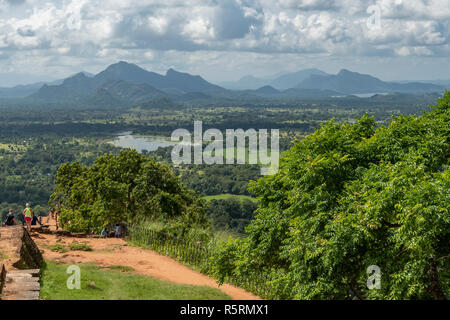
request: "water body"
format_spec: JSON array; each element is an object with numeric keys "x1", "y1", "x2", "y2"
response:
[
  {"x1": 351, "y1": 92, "x2": 389, "y2": 98},
  {"x1": 109, "y1": 132, "x2": 178, "y2": 153}
]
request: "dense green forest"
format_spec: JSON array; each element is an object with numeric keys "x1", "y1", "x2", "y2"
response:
[{"x1": 3, "y1": 95, "x2": 437, "y2": 234}]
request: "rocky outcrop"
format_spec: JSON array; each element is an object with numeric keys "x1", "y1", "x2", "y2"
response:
[
  {"x1": 13, "y1": 228, "x2": 43, "y2": 269},
  {"x1": 0, "y1": 264, "x2": 6, "y2": 295}
]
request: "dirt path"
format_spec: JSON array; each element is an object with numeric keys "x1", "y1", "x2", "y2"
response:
[{"x1": 32, "y1": 231, "x2": 261, "y2": 300}]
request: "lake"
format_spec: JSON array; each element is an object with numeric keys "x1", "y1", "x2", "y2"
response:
[
  {"x1": 351, "y1": 92, "x2": 389, "y2": 98},
  {"x1": 109, "y1": 132, "x2": 178, "y2": 153}
]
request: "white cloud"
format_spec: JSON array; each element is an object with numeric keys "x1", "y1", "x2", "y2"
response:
[{"x1": 0, "y1": 0, "x2": 448, "y2": 83}]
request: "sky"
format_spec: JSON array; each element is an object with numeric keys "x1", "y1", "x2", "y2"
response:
[{"x1": 0, "y1": 0, "x2": 449, "y2": 87}]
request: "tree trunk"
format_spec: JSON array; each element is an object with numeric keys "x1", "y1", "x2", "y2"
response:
[
  {"x1": 350, "y1": 280, "x2": 366, "y2": 300},
  {"x1": 426, "y1": 260, "x2": 446, "y2": 300}
]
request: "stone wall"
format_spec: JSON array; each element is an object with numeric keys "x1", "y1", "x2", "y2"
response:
[
  {"x1": 13, "y1": 229, "x2": 43, "y2": 270},
  {"x1": 0, "y1": 226, "x2": 43, "y2": 300},
  {"x1": 0, "y1": 264, "x2": 6, "y2": 294}
]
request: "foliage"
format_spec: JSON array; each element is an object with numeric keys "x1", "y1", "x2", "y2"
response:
[
  {"x1": 1, "y1": 95, "x2": 435, "y2": 223},
  {"x1": 69, "y1": 241, "x2": 93, "y2": 252},
  {"x1": 209, "y1": 91, "x2": 450, "y2": 300},
  {"x1": 129, "y1": 225, "x2": 210, "y2": 272},
  {"x1": 205, "y1": 196, "x2": 258, "y2": 234},
  {"x1": 51, "y1": 149, "x2": 210, "y2": 236},
  {"x1": 129, "y1": 224, "x2": 274, "y2": 299},
  {"x1": 45, "y1": 243, "x2": 69, "y2": 253},
  {"x1": 105, "y1": 265, "x2": 135, "y2": 272},
  {"x1": 175, "y1": 164, "x2": 261, "y2": 197},
  {"x1": 0, "y1": 135, "x2": 120, "y2": 209}
]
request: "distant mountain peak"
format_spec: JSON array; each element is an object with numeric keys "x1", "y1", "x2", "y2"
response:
[
  {"x1": 166, "y1": 68, "x2": 182, "y2": 76},
  {"x1": 254, "y1": 85, "x2": 280, "y2": 95},
  {"x1": 106, "y1": 61, "x2": 140, "y2": 71},
  {"x1": 67, "y1": 72, "x2": 88, "y2": 80},
  {"x1": 337, "y1": 69, "x2": 353, "y2": 75},
  {"x1": 269, "y1": 68, "x2": 329, "y2": 90},
  {"x1": 61, "y1": 72, "x2": 93, "y2": 87},
  {"x1": 166, "y1": 68, "x2": 201, "y2": 79}
]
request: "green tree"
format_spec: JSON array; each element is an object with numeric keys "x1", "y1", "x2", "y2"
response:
[
  {"x1": 209, "y1": 92, "x2": 450, "y2": 300},
  {"x1": 50, "y1": 149, "x2": 210, "y2": 236}
]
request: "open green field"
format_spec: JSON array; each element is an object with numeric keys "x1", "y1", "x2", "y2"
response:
[
  {"x1": 203, "y1": 194, "x2": 258, "y2": 203},
  {"x1": 40, "y1": 261, "x2": 231, "y2": 300}
]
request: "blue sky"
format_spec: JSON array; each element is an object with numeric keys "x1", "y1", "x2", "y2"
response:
[{"x1": 0, "y1": 0, "x2": 449, "y2": 86}]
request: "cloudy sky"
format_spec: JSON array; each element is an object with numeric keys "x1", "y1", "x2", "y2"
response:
[{"x1": 0, "y1": 0, "x2": 449, "y2": 86}]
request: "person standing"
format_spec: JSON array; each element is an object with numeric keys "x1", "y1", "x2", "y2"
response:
[{"x1": 23, "y1": 203, "x2": 34, "y2": 232}]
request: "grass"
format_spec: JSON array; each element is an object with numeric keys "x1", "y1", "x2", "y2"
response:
[
  {"x1": 69, "y1": 241, "x2": 93, "y2": 251},
  {"x1": 45, "y1": 241, "x2": 93, "y2": 253},
  {"x1": 103, "y1": 265, "x2": 135, "y2": 273},
  {"x1": 203, "y1": 193, "x2": 258, "y2": 203},
  {"x1": 0, "y1": 249, "x2": 7, "y2": 260},
  {"x1": 40, "y1": 261, "x2": 231, "y2": 300},
  {"x1": 45, "y1": 243, "x2": 69, "y2": 253}
]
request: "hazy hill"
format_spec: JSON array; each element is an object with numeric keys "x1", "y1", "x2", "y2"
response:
[
  {"x1": 297, "y1": 69, "x2": 444, "y2": 94},
  {"x1": 97, "y1": 79, "x2": 169, "y2": 103},
  {"x1": 30, "y1": 61, "x2": 229, "y2": 103},
  {"x1": 270, "y1": 68, "x2": 329, "y2": 90},
  {"x1": 219, "y1": 68, "x2": 328, "y2": 90},
  {"x1": 6, "y1": 62, "x2": 446, "y2": 106},
  {"x1": 219, "y1": 75, "x2": 269, "y2": 90},
  {"x1": 94, "y1": 62, "x2": 226, "y2": 94},
  {"x1": 32, "y1": 73, "x2": 97, "y2": 100},
  {"x1": 251, "y1": 85, "x2": 281, "y2": 95},
  {"x1": 94, "y1": 61, "x2": 166, "y2": 89},
  {"x1": 0, "y1": 82, "x2": 46, "y2": 98},
  {"x1": 0, "y1": 71, "x2": 95, "y2": 99}
]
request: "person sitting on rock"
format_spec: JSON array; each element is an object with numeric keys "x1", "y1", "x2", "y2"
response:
[{"x1": 3, "y1": 209, "x2": 16, "y2": 226}]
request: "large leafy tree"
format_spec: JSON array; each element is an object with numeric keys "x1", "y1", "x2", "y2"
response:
[
  {"x1": 210, "y1": 92, "x2": 449, "y2": 299},
  {"x1": 50, "y1": 149, "x2": 209, "y2": 235}
]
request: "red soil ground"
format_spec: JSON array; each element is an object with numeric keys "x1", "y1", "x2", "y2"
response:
[{"x1": 32, "y1": 218, "x2": 261, "y2": 300}]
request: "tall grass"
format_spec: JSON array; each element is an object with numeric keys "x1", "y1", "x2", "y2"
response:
[{"x1": 128, "y1": 225, "x2": 210, "y2": 272}]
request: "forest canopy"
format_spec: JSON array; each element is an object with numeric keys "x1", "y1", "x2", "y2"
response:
[
  {"x1": 209, "y1": 91, "x2": 450, "y2": 300},
  {"x1": 51, "y1": 149, "x2": 210, "y2": 238}
]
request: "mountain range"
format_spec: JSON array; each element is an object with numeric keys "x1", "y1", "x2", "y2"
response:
[
  {"x1": 296, "y1": 69, "x2": 444, "y2": 94},
  {"x1": 219, "y1": 68, "x2": 328, "y2": 90},
  {"x1": 0, "y1": 61, "x2": 446, "y2": 107}
]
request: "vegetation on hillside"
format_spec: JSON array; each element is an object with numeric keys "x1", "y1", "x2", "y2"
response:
[
  {"x1": 209, "y1": 92, "x2": 450, "y2": 300},
  {"x1": 205, "y1": 196, "x2": 258, "y2": 234}
]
